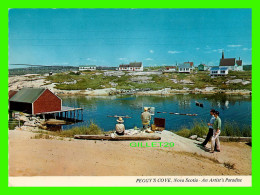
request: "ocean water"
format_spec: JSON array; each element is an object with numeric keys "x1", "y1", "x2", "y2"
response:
[{"x1": 61, "y1": 94, "x2": 251, "y2": 132}]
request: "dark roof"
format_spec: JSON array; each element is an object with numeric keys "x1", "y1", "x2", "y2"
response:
[
  {"x1": 9, "y1": 88, "x2": 46, "y2": 103},
  {"x1": 9, "y1": 90, "x2": 18, "y2": 99},
  {"x1": 219, "y1": 58, "x2": 236, "y2": 66},
  {"x1": 236, "y1": 60, "x2": 243, "y2": 66},
  {"x1": 129, "y1": 62, "x2": 142, "y2": 67},
  {"x1": 119, "y1": 62, "x2": 142, "y2": 67}
]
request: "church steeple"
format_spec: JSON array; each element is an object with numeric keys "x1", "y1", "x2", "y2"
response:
[{"x1": 222, "y1": 50, "x2": 224, "y2": 59}]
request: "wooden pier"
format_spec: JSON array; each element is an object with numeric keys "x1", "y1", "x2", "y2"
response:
[{"x1": 35, "y1": 106, "x2": 84, "y2": 122}]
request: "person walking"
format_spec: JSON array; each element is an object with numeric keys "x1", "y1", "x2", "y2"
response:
[
  {"x1": 141, "y1": 107, "x2": 151, "y2": 130},
  {"x1": 200, "y1": 109, "x2": 215, "y2": 147},
  {"x1": 210, "y1": 111, "x2": 221, "y2": 153}
]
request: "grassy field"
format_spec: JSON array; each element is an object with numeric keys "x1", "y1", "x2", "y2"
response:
[{"x1": 45, "y1": 69, "x2": 251, "y2": 91}]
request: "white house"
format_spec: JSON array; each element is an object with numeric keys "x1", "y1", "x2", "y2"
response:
[
  {"x1": 210, "y1": 67, "x2": 229, "y2": 76},
  {"x1": 118, "y1": 62, "x2": 143, "y2": 71},
  {"x1": 79, "y1": 65, "x2": 96, "y2": 71},
  {"x1": 163, "y1": 66, "x2": 177, "y2": 72},
  {"x1": 178, "y1": 63, "x2": 192, "y2": 73}
]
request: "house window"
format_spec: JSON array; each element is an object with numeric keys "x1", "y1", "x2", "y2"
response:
[{"x1": 220, "y1": 70, "x2": 226, "y2": 74}]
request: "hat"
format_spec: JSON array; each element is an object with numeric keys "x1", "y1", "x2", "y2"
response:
[{"x1": 117, "y1": 117, "x2": 124, "y2": 123}]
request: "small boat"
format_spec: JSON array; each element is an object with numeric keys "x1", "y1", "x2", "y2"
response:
[{"x1": 195, "y1": 101, "x2": 204, "y2": 107}]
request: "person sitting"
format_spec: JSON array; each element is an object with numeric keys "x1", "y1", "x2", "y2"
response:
[{"x1": 115, "y1": 117, "x2": 125, "y2": 135}]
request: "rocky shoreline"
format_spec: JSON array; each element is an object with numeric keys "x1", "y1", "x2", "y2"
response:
[{"x1": 9, "y1": 74, "x2": 252, "y2": 96}]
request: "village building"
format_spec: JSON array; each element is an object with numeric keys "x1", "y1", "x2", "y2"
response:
[
  {"x1": 96, "y1": 66, "x2": 118, "y2": 71},
  {"x1": 210, "y1": 67, "x2": 229, "y2": 76},
  {"x1": 198, "y1": 64, "x2": 208, "y2": 71},
  {"x1": 118, "y1": 62, "x2": 143, "y2": 71},
  {"x1": 9, "y1": 88, "x2": 62, "y2": 115},
  {"x1": 219, "y1": 51, "x2": 243, "y2": 71},
  {"x1": 178, "y1": 62, "x2": 192, "y2": 73},
  {"x1": 184, "y1": 62, "x2": 194, "y2": 70},
  {"x1": 79, "y1": 65, "x2": 97, "y2": 71},
  {"x1": 163, "y1": 66, "x2": 177, "y2": 72}
]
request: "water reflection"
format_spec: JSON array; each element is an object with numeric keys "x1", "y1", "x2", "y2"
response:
[{"x1": 61, "y1": 94, "x2": 251, "y2": 131}]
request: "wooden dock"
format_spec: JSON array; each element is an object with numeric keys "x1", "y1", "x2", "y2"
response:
[{"x1": 35, "y1": 106, "x2": 83, "y2": 122}]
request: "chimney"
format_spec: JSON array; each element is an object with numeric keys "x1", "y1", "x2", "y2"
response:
[{"x1": 222, "y1": 50, "x2": 224, "y2": 59}]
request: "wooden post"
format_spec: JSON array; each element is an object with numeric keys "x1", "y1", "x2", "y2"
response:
[
  {"x1": 43, "y1": 114, "x2": 45, "y2": 121},
  {"x1": 81, "y1": 109, "x2": 83, "y2": 121}
]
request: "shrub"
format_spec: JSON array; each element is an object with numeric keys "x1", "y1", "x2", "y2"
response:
[
  {"x1": 175, "y1": 128, "x2": 190, "y2": 138},
  {"x1": 57, "y1": 122, "x2": 103, "y2": 138}
]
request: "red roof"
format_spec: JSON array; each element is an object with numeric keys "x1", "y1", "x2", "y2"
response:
[
  {"x1": 184, "y1": 62, "x2": 194, "y2": 67},
  {"x1": 9, "y1": 90, "x2": 18, "y2": 100}
]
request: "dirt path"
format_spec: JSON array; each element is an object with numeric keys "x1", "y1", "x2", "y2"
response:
[{"x1": 9, "y1": 130, "x2": 251, "y2": 176}]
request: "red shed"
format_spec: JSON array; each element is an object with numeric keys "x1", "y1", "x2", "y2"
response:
[{"x1": 9, "y1": 88, "x2": 62, "y2": 115}]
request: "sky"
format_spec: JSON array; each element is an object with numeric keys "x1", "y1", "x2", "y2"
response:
[{"x1": 8, "y1": 9, "x2": 252, "y2": 68}]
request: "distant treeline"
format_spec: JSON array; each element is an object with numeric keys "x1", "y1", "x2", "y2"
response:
[{"x1": 9, "y1": 66, "x2": 79, "y2": 75}]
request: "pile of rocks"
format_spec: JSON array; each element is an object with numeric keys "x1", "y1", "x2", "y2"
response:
[
  {"x1": 14, "y1": 114, "x2": 47, "y2": 131},
  {"x1": 189, "y1": 135, "x2": 205, "y2": 142}
]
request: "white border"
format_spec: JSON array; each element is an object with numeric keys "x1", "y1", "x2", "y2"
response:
[{"x1": 9, "y1": 176, "x2": 252, "y2": 187}]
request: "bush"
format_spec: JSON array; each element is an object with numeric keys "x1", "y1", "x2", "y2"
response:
[
  {"x1": 57, "y1": 122, "x2": 103, "y2": 138},
  {"x1": 189, "y1": 121, "x2": 208, "y2": 138},
  {"x1": 175, "y1": 120, "x2": 251, "y2": 138},
  {"x1": 175, "y1": 128, "x2": 190, "y2": 137}
]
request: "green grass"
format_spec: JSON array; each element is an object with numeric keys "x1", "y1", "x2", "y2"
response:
[
  {"x1": 45, "y1": 70, "x2": 251, "y2": 91},
  {"x1": 175, "y1": 120, "x2": 251, "y2": 138},
  {"x1": 55, "y1": 123, "x2": 103, "y2": 138}
]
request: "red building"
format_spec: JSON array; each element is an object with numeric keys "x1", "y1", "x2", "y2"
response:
[{"x1": 9, "y1": 88, "x2": 62, "y2": 115}]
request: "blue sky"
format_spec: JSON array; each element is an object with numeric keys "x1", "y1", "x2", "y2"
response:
[{"x1": 9, "y1": 9, "x2": 252, "y2": 68}]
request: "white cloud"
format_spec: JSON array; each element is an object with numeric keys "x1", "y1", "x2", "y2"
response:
[
  {"x1": 145, "y1": 58, "x2": 153, "y2": 61},
  {"x1": 86, "y1": 58, "x2": 97, "y2": 62},
  {"x1": 227, "y1": 44, "x2": 242, "y2": 47},
  {"x1": 118, "y1": 58, "x2": 127, "y2": 60},
  {"x1": 196, "y1": 48, "x2": 200, "y2": 50},
  {"x1": 168, "y1": 50, "x2": 182, "y2": 54},
  {"x1": 149, "y1": 50, "x2": 154, "y2": 53},
  {"x1": 243, "y1": 48, "x2": 252, "y2": 51}
]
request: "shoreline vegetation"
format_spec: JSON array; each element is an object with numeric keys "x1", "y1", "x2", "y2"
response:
[
  {"x1": 174, "y1": 121, "x2": 251, "y2": 138},
  {"x1": 9, "y1": 111, "x2": 251, "y2": 139},
  {"x1": 9, "y1": 69, "x2": 252, "y2": 96}
]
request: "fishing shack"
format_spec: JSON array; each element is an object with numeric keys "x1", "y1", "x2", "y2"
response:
[
  {"x1": 9, "y1": 87, "x2": 83, "y2": 121},
  {"x1": 9, "y1": 88, "x2": 62, "y2": 114}
]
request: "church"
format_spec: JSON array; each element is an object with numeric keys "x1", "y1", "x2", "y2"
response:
[{"x1": 219, "y1": 51, "x2": 243, "y2": 71}]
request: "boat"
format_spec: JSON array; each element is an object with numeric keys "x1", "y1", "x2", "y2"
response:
[{"x1": 195, "y1": 101, "x2": 204, "y2": 107}]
